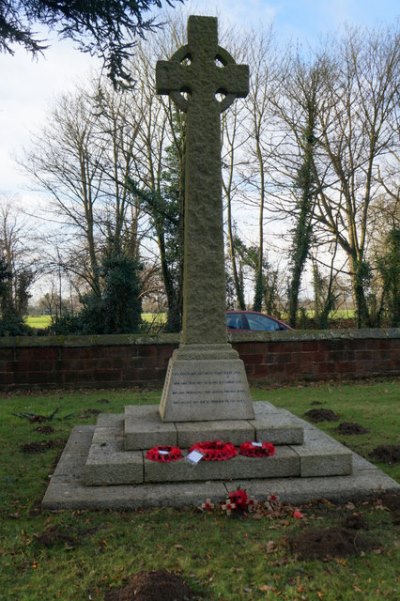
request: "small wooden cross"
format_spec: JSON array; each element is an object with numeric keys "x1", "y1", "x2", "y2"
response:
[{"x1": 156, "y1": 16, "x2": 249, "y2": 346}]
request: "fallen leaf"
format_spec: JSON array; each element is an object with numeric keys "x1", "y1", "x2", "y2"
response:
[{"x1": 259, "y1": 585, "x2": 275, "y2": 592}]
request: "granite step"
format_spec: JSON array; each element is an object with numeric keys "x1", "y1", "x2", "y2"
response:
[
  {"x1": 83, "y1": 405, "x2": 353, "y2": 486},
  {"x1": 123, "y1": 402, "x2": 304, "y2": 450}
]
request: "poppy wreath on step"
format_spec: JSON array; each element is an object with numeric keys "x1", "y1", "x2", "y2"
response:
[
  {"x1": 145, "y1": 445, "x2": 183, "y2": 462},
  {"x1": 239, "y1": 441, "x2": 276, "y2": 458},
  {"x1": 189, "y1": 440, "x2": 237, "y2": 461}
]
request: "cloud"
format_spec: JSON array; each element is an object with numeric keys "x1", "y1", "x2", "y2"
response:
[
  {"x1": 178, "y1": 0, "x2": 277, "y2": 29},
  {"x1": 0, "y1": 35, "x2": 98, "y2": 199}
]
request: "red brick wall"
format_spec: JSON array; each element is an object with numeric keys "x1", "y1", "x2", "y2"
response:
[
  {"x1": 236, "y1": 336, "x2": 400, "y2": 382},
  {"x1": 1, "y1": 330, "x2": 399, "y2": 390}
]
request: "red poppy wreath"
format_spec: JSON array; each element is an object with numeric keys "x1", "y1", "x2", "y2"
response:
[
  {"x1": 189, "y1": 440, "x2": 237, "y2": 461},
  {"x1": 239, "y1": 441, "x2": 276, "y2": 458},
  {"x1": 145, "y1": 445, "x2": 183, "y2": 462}
]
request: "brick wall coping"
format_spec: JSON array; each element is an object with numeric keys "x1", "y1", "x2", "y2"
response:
[{"x1": 1, "y1": 327, "x2": 399, "y2": 348}]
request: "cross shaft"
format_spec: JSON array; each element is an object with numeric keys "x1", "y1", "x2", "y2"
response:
[{"x1": 156, "y1": 16, "x2": 249, "y2": 345}]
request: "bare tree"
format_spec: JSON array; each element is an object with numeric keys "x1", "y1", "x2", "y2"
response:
[
  {"x1": 22, "y1": 79, "x2": 144, "y2": 298},
  {"x1": 124, "y1": 28, "x2": 186, "y2": 331},
  {"x1": 0, "y1": 200, "x2": 39, "y2": 326},
  {"x1": 312, "y1": 25, "x2": 400, "y2": 326},
  {"x1": 242, "y1": 28, "x2": 281, "y2": 312},
  {"x1": 271, "y1": 51, "x2": 331, "y2": 326}
]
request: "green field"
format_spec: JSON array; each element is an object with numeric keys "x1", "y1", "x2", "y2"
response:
[
  {"x1": 1, "y1": 379, "x2": 399, "y2": 600},
  {"x1": 25, "y1": 315, "x2": 52, "y2": 329},
  {"x1": 25, "y1": 313, "x2": 167, "y2": 330}
]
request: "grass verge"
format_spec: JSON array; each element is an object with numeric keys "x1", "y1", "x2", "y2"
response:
[{"x1": 0, "y1": 380, "x2": 399, "y2": 600}]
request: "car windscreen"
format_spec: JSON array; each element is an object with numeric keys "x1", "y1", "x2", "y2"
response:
[{"x1": 244, "y1": 313, "x2": 282, "y2": 331}]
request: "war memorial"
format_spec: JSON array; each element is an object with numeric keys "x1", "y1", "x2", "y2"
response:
[{"x1": 43, "y1": 16, "x2": 400, "y2": 510}]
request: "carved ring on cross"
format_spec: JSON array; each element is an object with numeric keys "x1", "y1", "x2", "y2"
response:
[{"x1": 168, "y1": 44, "x2": 239, "y2": 113}]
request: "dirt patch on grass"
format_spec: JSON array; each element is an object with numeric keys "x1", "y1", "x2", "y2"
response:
[
  {"x1": 336, "y1": 422, "x2": 369, "y2": 435},
  {"x1": 379, "y1": 492, "x2": 400, "y2": 511},
  {"x1": 77, "y1": 408, "x2": 102, "y2": 419},
  {"x1": 288, "y1": 527, "x2": 371, "y2": 560},
  {"x1": 342, "y1": 513, "x2": 368, "y2": 530},
  {"x1": 20, "y1": 439, "x2": 65, "y2": 453},
  {"x1": 34, "y1": 524, "x2": 98, "y2": 547},
  {"x1": 34, "y1": 525, "x2": 77, "y2": 548},
  {"x1": 304, "y1": 409, "x2": 340, "y2": 423},
  {"x1": 369, "y1": 445, "x2": 400, "y2": 464},
  {"x1": 34, "y1": 425, "x2": 55, "y2": 434},
  {"x1": 105, "y1": 571, "x2": 199, "y2": 601},
  {"x1": 378, "y1": 492, "x2": 400, "y2": 524}
]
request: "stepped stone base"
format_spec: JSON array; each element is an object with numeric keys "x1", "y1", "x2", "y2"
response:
[
  {"x1": 42, "y1": 401, "x2": 400, "y2": 509},
  {"x1": 84, "y1": 403, "x2": 351, "y2": 486}
]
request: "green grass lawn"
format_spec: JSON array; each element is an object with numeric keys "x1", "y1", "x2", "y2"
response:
[
  {"x1": 1, "y1": 380, "x2": 399, "y2": 600},
  {"x1": 25, "y1": 315, "x2": 53, "y2": 329},
  {"x1": 25, "y1": 313, "x2": 167, "y2": 330}
]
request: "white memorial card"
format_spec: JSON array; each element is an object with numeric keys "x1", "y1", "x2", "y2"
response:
[{"x1": 186, "y1": 450, "x2": 205, "y2": 464}]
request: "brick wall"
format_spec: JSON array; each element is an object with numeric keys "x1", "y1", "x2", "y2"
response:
[{"x1": 1, "y1": 329, "x2": 399, "y2": 390}]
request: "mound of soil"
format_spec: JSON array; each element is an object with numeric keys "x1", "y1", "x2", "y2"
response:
[
  {"x1": 34, "y1": 525, "x2": 77, "y2": 548},
  {"x1": 379, "y1": 492, "x2": 400, "y2": 512},
  {"x1": 304, "y1": 409, "x2": 340, "y2": 423},
  {"x1": 289, "y1": 527, "x2": 370, "y2": 560},
  {"x1": 77, "y1": 408, "x2": 101, "y2": 419},
  {"x1": 105, "y1": 571, "x2": 198, "y2": 601},
  {"x1": 34, "y1": 425, "x2": 55, "y2": 434},
  {"x1": 20, "y1": 439, "x2": 65, "y2": 454},
  {"x1": 369, "y1": 445, "x2": 400, "y2": 464},
  {"x1": 336, "y1": 422, "x2": 369, "y2": 435},
  {"x1": 342, "y1": 513, "x2": 368, "y2": 530}
]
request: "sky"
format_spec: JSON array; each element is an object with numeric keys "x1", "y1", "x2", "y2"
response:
[{"x1": 0, "y1": 0, "x2": 399, "y2": 204}]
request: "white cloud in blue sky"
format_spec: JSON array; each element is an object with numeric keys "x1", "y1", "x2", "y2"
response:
[
  {"x1": 0, "y1": 0, "x2": 399, "y2": 200},
  {"x1": 182, "y1": 0, "x2": 398, "y2": 40}
]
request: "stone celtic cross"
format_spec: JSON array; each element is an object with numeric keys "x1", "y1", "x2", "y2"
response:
[{"x1": 156, "y1": 16, "x2": 249, "y2": 346}]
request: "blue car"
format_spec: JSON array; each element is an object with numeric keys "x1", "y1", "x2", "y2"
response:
[{"x1": 226, "y1": 310, "x2": 291, "y2": 332}]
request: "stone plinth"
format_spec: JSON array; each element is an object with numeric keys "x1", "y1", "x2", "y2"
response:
[
  {"x1": 124, "y1": 405, "x2": 177, "y2": 450},
  {"x1": 159, "y1": 344, "x2": 254, "y2": 422},
  {"x1": 124, "y1": 404, "x2": 303, "y2": 450}
]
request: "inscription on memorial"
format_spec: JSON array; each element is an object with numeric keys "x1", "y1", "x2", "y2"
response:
[
  {"x1": 170, "y1": 369, "x2": 247, "y2": 406},
  {"x1": 160, "y1": 355, "x2": 254, "y2": 420}
]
